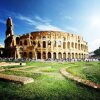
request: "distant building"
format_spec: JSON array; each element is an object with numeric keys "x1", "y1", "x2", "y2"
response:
[
  {"x1": 88, "y1": 52, "x2": 95, "y2": 58},
  {"x1": 2, "y1": 17, "x2": 88, "y2": 59}
]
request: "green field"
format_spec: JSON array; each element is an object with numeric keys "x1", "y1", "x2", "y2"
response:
[
  {"x1": 66, "y1": 62, "x2": 100, "y2": 84},
  {"x1": 0, "y1": 61, "x2": 100, "y2": 100}
]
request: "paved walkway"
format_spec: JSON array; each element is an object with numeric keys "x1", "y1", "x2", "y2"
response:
[{"x1": 60, "y1": 68, "x2": 100, "y2": 89}]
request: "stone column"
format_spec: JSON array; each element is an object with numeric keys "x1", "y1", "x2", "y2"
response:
[
  {"x1": 56, "y1": 52, "x2": 58, "y2": 59},
  {"x1": 51, "y1": 52, "x2": 53, "y2": 59}
]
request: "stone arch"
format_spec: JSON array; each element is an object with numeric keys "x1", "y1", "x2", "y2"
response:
[
  {"x1": 81, "y1": 53, "x2": 83, "y2": 59},
  {"x1": 79, "y1": 53, "x2": 81, "y2": 58},
  {"x1": 75, "y1": 53, "x2": 78, "y2": 59},
  {"x1": 53, "y1": 52, "x2": 56, "y2": 59},
  {"x1": 38, "y1": 41, "x2": 41, "y2": 47},
  {"x1": 48, "y1": 40, "x2": 51, "y2": 45},
  {"x1": 48, "y1": 52, "x2": 51, "y2": 58},
  {"x1": 29, "y1": 52, "x2": 32, "y2": 59},
  {"x1": 42, "y1": 36, "x2": 46, "y2": 40},
  {"x1": 24, "y1": 40, "x2": 27, "y2": 45},
  {"x1": 58, "y1": 41, "x2": 61, "y2": 47},
  {"x1": 75, "y1": 43, "x2": 77, "y2": 49},
  {"x1": 68, "y1": 53, "x2": 71, "y2": 59},
  {"x1": 63, "y1": 42, "x2": 66, "y2": 49},
  {"x1": 71, "y1": 42, "x2": 74, "y2": 48},
  {"x1": 33, "y1": 41, "x2": 36, "y2": 45},
  {"x1": 20, "y1": 41, "x2": 22, "y2": 45},
  {"x1": 58, "y1": 52, "x2": 62, "y2": 59},
  {"x1": 43, "y1": 52, "x2": 46, "y2": 59},
  {"x1": 63, "y1": 52, "x2": 66, "y2": 59},
  {"x1": 63, "y1": 37, "x2": 66, "y2": 41},
  {"x1": 72, "y1": 53, "x2": 74, "y2": 59},
  {"x1": 23, "y1": 52, "x2": 27, "y2": 58},
  {"x1": 37, "y1": 52, "x2": 41, "y2": 59},
  {"x1": 78, "y1": 44, "x2": 80, "y2": 50},
  {"x1": 81, "y1": 44, "x2": 83, "y2": 50},
  {"x1": 67, "y1": 42, "x2": 70, "y2": 49},
  {"x1": 43, "y1": 41, "x2": 46, "y2": 48}
]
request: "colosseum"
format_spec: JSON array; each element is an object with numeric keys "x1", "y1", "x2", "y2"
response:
[{"x1": 3, "y1": 17, "x2": 88, "y2": 60}]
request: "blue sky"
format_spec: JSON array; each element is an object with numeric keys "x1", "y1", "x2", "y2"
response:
[{"x1": 0, "y1": 0, "x2": 100, "y2": 51}]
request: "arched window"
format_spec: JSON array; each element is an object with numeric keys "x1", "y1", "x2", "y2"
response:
[
  {"x1": 78, "y1": 44, "x2": 80, "y2": 50},
  {"x1": 58, "y1": 41, "x2": 61, "y2": 47},
  {"x1": 53, "y1": 52, "x2": 56, "y2": 59},
  {"x1": 20, "y1": 41, "x2": 22, "y2": 45},
  {"x1": 67, "y1": 42, "x2": 70, "y2": 49},
  {"x1": 48, "y1": 40, "x2": 51, "y2": 45},
  {"x1": 72, "y1": 53, "x2": 74, "y2": 59},
  {"x1": 81, "y1": 44, "x2": 82, "y2": 50},
  {"x1": 29, "y1": 52, "x2": 32, "y2": 59},
  {"x1": 75, "y1": 43, "x2": 77, "y2": 49},
  {"x1": 63, "y1": 53, "x2": 66, "y2": 59},
  {"x1": 33, "y1": 41, "x2": 36, "y2": 45},
  {"x1": 38, "y1": 41, "x2": 41, "y2": 47},
  {"x1": 75, "y1": 53, "x2": 78, "y2": 58},
  {"x1": 63, "y1": 42, "x2": 66, "y2": 49},
  {"x1": 24, "y1": 40, "x2": 27, "y2": 45},
  {"x1": 48, "y1": 52, "x2": 51, "y2": 58},
  {"x1": 42, "y1": 36, "x2": 46, "y2": 40},
  {"x1": 23, "y1": 52, "x2": 27, "y2": 58},
  {"x1": 43, "y1": 41, "x2": 46, "y2": 48},
  {"x1": 58, "y1": 52, "x2": 62, "y2": 59},
  {"x1": 43, "y1": 52, "x2": 46, "y2": 59},
  {"x1": 68, "y1": 53, "x2": 71, "y2": 58},
  {"x1": 71, "y1": 42, "x2": 74, "y2": 48},
  {"x1": 79, "y1": 53, "x2": 81, "y2": 58},
  {"x1": 37, "y1": 52, "x2": 41, "y2": 59},
  {"x1": 63, "y1": 37, "x2": 66, "y2": 41}
]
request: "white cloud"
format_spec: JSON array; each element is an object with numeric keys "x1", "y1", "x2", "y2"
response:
[
  {"x1": 35, "y1": 16, "x2": 51, "y2": 24},
  {"x1": 16, "y1": 15, "x2": 37, "y2": 25},
  {"x1": 89, "y1": 38, "x2": 100, "y2": 51},
  {"x1": 0, "y1": 19, "x2": 5, "y2": 24},
  {"x1": 35, "y1": 23, "x2": 63, "y2": 31},
  {"x1": 16, "y1": 15, "x2": 64, "y2": 31}
]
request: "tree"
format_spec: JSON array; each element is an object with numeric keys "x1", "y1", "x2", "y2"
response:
[{"x1": 94, "y1": 47, "x2": 100, "y2": 56}]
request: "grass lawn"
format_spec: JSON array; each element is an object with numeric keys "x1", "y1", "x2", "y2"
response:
[
  {"x1": 0, "y1": 61, "x2": 100, "y2": 100},
  {"x1": 66, "y1": 62, "x2": 100, "y2": 84}
]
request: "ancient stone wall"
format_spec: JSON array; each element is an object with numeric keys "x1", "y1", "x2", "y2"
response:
[{"x1": 15, "y1": 31, "x2": 88, "y2": 59}]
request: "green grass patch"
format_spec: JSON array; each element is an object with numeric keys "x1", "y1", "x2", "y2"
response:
[
  {"x1": 0, "y1": 61, "x2": 100, "y2": 100},
  {"x1": 66, "y1": 62, "x2": 100, "y2": 84},
  {"x1": 1, "y1": 65, "x2": 24, "y2": 69}
]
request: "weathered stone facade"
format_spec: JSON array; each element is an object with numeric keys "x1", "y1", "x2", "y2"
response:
[{"x1": 4, "y1": 17, "x2": 88, "y2": 59}]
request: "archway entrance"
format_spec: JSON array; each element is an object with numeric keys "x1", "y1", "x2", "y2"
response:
[
  {"x1": 37, "y1": 52, "x2": 41, "y2": 59},
  {"x1": 53, "y1": 52, "x2": 56, "y2": 59},
  {"x1": 48, "y1": 52, "x2": 51, "y2": 58},
  {"x1": 58, "y1": 52, "x2": 62, "y2": 59}
]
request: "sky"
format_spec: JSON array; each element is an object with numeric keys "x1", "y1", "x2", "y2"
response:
[{"x1": 0, "y1": 0, "x2": 100, "y2": 52}]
